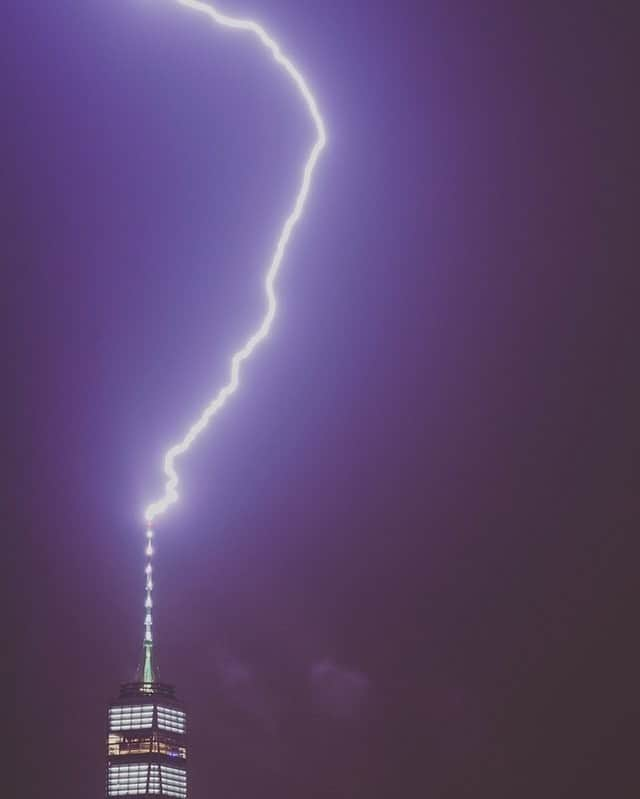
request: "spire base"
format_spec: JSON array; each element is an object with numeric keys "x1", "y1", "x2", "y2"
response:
[{"x1": 143, "y1": 643, "x2": 155, "y2": 685}]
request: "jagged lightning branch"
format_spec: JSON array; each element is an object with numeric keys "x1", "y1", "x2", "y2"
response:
[
  {"x1": 145, "y1": 0, "x2": 326, "y2": 526},
  {"x1": 140, "y1": 0, "x2": 326, "y2": 684}
]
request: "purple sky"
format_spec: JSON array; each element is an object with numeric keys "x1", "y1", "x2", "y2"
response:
[{"x1": 5, "y1": 1, "x2": 636, "y2": 796}]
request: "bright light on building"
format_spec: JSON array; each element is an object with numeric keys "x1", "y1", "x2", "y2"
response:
[{"x1": 107, "y1": 684, "x2": 187, "y2": 797}]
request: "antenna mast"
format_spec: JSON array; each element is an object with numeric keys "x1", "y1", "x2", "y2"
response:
[{"x1": 143, "y1": 523, "x2": 155, "y2": 684}]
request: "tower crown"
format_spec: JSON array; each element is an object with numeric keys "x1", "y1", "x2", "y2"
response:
[{"x1": 106, "y1": 682, "x2": 187, "y2": 798}]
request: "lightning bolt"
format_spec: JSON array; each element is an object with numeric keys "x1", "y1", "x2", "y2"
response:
[{"x1": 144, "y1": 0, "x2": 327, "y2": 525}]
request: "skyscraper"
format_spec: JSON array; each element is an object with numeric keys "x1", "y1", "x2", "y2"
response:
[
  {"x1": 106, "y1": 682, "x2": 187, "y2": 798},
  {"x1": 106, "y1": 525, "x2": 187, "y2": 797}
]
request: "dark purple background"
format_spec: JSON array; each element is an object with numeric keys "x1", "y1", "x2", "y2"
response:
[{"x1": 5, "y1": 1, "x2": 637, "y2": 796}]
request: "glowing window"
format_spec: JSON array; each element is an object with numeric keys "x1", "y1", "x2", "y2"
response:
[
  {"x1": 108, "y1": 734, "x2": 122, "y2": 756},
  {"x1": 157, "y1": 706, "x2": 186, "y2": 734},
  {"x1": 161, "y1": 765, "x2": 187, "y2": 798},
  {"x1": 109, "y1": 705, "x2": 154, "y2": 731},
  {"x1": 157, "y1": 739, "x2": 187, "y2": 759},
  {"x1": 108, "y1": 764, "x2": 153, "y2": 796}
]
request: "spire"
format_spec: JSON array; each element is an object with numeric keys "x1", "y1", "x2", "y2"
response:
[{"x1": 143, "y1": 523, "x2": 155, "y2": 684}]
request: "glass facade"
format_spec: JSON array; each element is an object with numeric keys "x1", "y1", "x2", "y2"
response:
[
  {"x1": 109, "y1": 705, "x2": 154, "y2": 731},
  {"x1": 157, "y1": 707, "x2": 186, "y2": 734},
  {"x1": 107, "y1": 764, "x2": 187, "y2": 798},
  {"x1": 108, "y1": 733, "x2": 187, "y2": 759},
  {"x1": 106, "y1": 683, "x2": 187, "y2": 798}
]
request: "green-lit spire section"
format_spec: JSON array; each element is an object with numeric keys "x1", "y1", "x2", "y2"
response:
[
  {"x1": 143, "y1": 642, "x2": 154, "y2": 684},
  {"x1": 143, "y1": 524, "x2": 155, "y2": 684}
]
